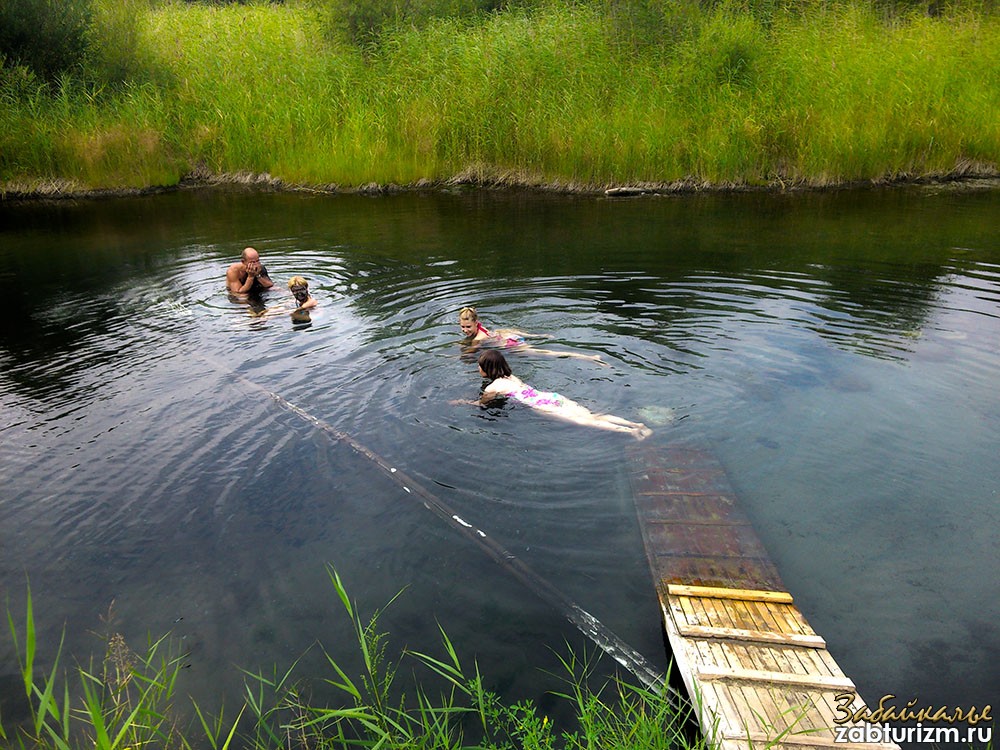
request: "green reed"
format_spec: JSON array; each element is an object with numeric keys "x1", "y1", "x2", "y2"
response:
[
  {"x1": 3, "y1": 588, "x2": 193, "y2": 750},
  {"x1": 0, "y1": 0, "x2": 997, "y2": 192},
  {"x1": 2, "y1": 570, "x2": 700, "y2": 750},
  {"x1": 760, "y1": 4, "x2": 1000, "y2": 182}
]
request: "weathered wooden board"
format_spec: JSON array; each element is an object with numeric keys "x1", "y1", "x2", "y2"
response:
[
  {"x1": 627, "y1": 443, "x2": 899, "y2": 750},
  {"x1": 628, "y1": 443, "x2": 787, "y2": 593}
]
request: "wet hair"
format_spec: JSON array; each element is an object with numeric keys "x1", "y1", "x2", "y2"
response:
[
  {"x1": 478, "y1": 349, "x2": 512, "y2": 380},
  {"x1": 458, "y1": 306, "x2": 479, "y2": 322}
]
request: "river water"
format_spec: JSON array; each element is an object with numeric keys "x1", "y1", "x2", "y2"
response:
[{"x1": 1, "y1": 184, "x2": 997, "y2": 741}]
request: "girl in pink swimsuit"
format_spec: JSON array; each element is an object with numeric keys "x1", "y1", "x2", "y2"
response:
[
  {"x1": 457, "y1": 306, "x2": 606, "y2": 365},
  {"x1": 471, "y1": 350, "x2": 651, "y2": 440}
]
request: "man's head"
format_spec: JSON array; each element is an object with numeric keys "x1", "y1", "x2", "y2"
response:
[{"x1": 241, "y1": 247, "x2": 260, "y2": 265}]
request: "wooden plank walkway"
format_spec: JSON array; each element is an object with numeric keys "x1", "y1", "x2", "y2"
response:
[{"x1": 626, "y1": 443, "x2": 899, "y2": 750}]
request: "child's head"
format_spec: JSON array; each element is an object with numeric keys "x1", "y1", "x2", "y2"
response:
[
  {"x1": 478, "y1": 349, "x2": 511, "y2": 380},
  {"x1": 458, "y1": 306, "x2": 480, "y2": 338},
  {"x1": 289, "y1": 276, "x2": 310, "y2": 304}
]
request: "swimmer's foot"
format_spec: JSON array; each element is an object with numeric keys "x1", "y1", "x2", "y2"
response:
[{"x1": 634, "y1": 425, "x2": 653, "y2": 441}]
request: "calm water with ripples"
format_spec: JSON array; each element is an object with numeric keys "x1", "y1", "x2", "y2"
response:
[{"x1": 1, "y1": 184, "x2": 998, "y2": 733}]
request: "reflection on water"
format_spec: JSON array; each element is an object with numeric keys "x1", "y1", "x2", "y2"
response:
[{"x1": 1, "y1": 186, "x2": 998, "y2": 743}]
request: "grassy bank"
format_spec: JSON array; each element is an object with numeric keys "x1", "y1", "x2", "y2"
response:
[
  {"x1": 0, "y1": 0, "x2": 998, "y2": 194},
  {"x1": 2, "y1": 571, "x2": 701, "y2": 750}
]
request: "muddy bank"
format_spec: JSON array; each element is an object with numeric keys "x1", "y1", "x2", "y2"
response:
[{"x1": 2, "y1": 163, "x2": 999, "y2": 203}]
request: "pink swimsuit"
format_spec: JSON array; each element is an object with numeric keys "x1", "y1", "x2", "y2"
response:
[
  {"x1": 510, "y1": 385, "x2": 565, "y2": 409},
  {"x1": 478, "y1": 322, "x2": 524, "y2": 348}
]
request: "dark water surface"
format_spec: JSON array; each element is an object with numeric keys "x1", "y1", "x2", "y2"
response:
[{"x1": 1, "y1": 184, "x2": 998, "y2": 741}]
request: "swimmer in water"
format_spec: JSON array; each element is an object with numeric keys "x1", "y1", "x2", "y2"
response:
[
  {"x1": 464, "y1": 349, "x2": 651, "y2": 439},
  {"x1": 288, "y1": 276, "x2": 317, "y2": 311},
  {"x1": 458, "y1": 306, "x2": 606, "y2": 365},
  {"x1": 249, "y1": 276, "x2": 318, "y2": 319},
  {"x1": 227, "y1": 247, "x2": 274, "y2": 295}
]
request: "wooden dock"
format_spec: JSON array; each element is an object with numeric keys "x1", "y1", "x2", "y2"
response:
[{"x1": 626, "y1": 443, "x2": 899, "y2": 750}]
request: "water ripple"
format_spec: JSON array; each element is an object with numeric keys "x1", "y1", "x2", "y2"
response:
[{"x1": 2, "y1": 190, "x2": 998, "y2": 724}]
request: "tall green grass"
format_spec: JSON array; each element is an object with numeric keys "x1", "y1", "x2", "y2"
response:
[
  {"x1": 762, "y1": 4, "x2": 1000, "y2": 181},
  {"x1": 3, "y1": 588, "x2": 195, "y2": 749},
  {"x1": 1, "y1": 0, "x2": 998, "y2": 193},
  {"x1": 2, "y1": 568, "x2": 701, "y2": 750}
]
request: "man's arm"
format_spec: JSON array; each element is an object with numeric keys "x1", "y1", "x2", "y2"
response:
[
  {"x1": 255, "y1": 265, "x2": 274, "y2": 290},
  {"x1": 226, "y1": 264, "x2": 250, "y2": 294}
]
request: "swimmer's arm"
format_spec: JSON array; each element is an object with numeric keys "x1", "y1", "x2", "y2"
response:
[
  {"x1": 228, "y1": 262, "x2": 271, "y2": 294},
  {"x1": 255, "y1": 265, "x2": 274, "y2": 289},
  {"x1": 478, "y1": 382, "x2": 512, "y2": 405},
  {"x1": 448, "y1": 393, "x2": 498, "y2": 407},
  {"x1": 448, "y1": 391, "x2": 499, "y2": 407},
  {"x1": 251, "y1": 302, "x2": 291, "y2": 318},
  {"x1": 449, "y1": 385, "x2": 506, "y2": 407},
  {"x1": 297, "y1": 297, "x2": 317, "y2": 310},
  {"x1": 227, "y1": 265, "x2": 253, "y2": 294}
]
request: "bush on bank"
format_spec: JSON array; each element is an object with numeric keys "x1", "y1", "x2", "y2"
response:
[{"x1": 0, "y1": 0, "x2": 998, "y2": 193}]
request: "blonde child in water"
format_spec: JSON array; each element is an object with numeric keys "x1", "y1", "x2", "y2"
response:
[
  {"x1": 288, "y1": 276, "x2": 317, "y2": 311},
  {"x1": 248, "y1": 276, "x2": 317, "y2": 319},
  {"x1": 471, "y1": 349, "x2": 651, "y2": 440},
  {"x1": 458, "y1": 306, "x2": 605, "y2": 365}
]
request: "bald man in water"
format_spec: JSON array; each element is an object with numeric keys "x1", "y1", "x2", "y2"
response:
[{"x1": 227, "y1": 247, "x2": 274, "y2": 294}]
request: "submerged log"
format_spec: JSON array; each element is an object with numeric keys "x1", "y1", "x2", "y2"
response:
[{"x1": 604, "y1": 185, "x2": 651, "y2": 197}]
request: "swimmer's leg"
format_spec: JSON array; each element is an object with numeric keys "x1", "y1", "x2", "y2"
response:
[
  {"x1": 565, "y1": 351, "x2": 607, "y2": 365},
  {"x1": 599, "y1": 413, "x2": 644, "y2": 428},
  {"x1": 587, "y1": 416, "x2": 639, "y2": 434},
  {"x1": 543, "y1": 404, "x2": 623, "y2": 433},
  {"x1": 596, "y1": 414, "x2": 653, "y2": 440},
  {"x1": 526, "y1": 347, "x2": 608, "y2": 366}
]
